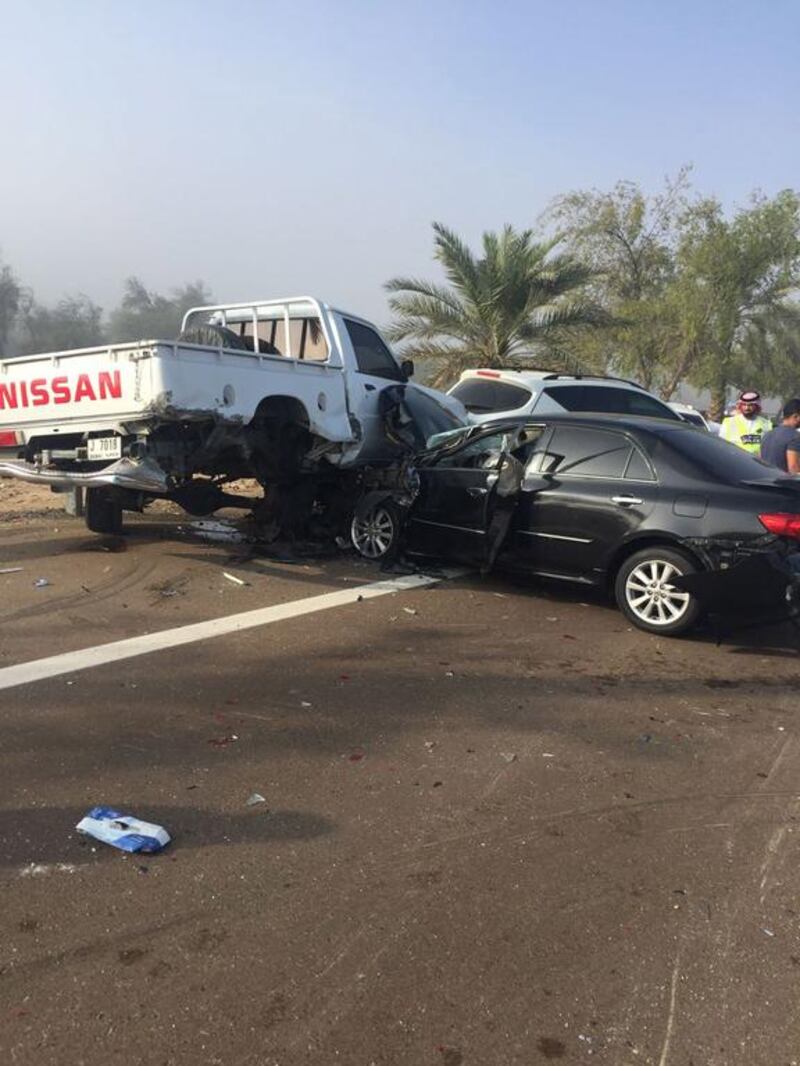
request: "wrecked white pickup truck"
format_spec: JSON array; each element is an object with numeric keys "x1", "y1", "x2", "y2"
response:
[{"x1": 0, "y1": 296, "x2": 466, "y2": 537}]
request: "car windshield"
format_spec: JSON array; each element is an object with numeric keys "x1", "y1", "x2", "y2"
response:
[
  {"x1": 665, "y1": 427, "x2": 773, "y2": 480},
  {"x1": 381, "y1": 387, "x2": 466, "y2": 452},
  {"x1": 402, "y1": 390, "x2": 465, "y2": 438},
  {"x1": 449, "y1": 378, "x2": 532, "y2": 413}
]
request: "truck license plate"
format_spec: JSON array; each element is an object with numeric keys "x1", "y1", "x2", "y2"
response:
[{"x1": 87, "y1": 436, "x2": 122, "y2": 461}]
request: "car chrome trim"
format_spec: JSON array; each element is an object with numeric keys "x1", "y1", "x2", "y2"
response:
[
  {"x1": 410, "y1": 518, "x2": 486, "y2": 536},
  {"x1": 519, "y1": 531, "x2": 593, "y2": 544}
]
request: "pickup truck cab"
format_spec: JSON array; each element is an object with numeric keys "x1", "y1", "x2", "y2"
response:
[{"x1": 0, "y1": 296, "x2": 465, "y2": 534}]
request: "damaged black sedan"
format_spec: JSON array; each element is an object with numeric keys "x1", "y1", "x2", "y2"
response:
[{"x1": 352, "y1": 413, "x2": 800, "y2": 636}]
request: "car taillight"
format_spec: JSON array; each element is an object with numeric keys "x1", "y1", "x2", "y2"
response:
[
  {"x1": 476, "y1": 369, "x2": 501, "y2": 378},
  {"x1": 0, "y1": 431, "x2": 20, "y2": 447},
  {"x1": 758, "y1": 512, "x2": 800, "y2": 539}
]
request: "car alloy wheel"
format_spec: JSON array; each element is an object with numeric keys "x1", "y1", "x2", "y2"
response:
[
  {"x1": 624, "y1": 558, "x2": 691, "y2": 627},
  {"x1": 614, "y1": 546, "x2": 702, "y2": 636},
  {"x1": 350, "y1": 504, "x2": 398, "y2": 560}
]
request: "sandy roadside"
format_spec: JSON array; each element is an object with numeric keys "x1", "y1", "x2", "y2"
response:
[
  {"x1": 0, "y1": 479, "x2": 63, "y2": 522},
  {"x1": 0, "y1": 478, "x2": 262, "y2": 525}
]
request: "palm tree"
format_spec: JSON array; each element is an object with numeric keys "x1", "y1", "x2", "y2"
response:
[{"x1": 385, "y1": 222, "x2": 608, "y2": 388}]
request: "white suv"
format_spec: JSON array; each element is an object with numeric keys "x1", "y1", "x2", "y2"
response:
[{"x1": 447, "y1": 368, "x2": 682, "y2": 423}]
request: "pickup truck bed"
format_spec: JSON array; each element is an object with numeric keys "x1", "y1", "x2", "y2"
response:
[{"x1": 0, "y1": 296, "x2": 465, "y2": 536}]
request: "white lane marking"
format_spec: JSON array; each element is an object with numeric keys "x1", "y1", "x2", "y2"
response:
[{"x1": 0, "y1": 571, "x2": 452, "y2": 692}]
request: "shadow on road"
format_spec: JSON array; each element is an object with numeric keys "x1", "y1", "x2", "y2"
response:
[{"x1": 0, "y1": 804, "x2": 335, "y2": 869}]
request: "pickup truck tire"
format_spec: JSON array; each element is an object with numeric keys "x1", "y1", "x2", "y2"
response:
[
  {"x1": 351, "y1": 500, "x2": 401, "y2": 561},
  {"x1": 251, "y1": 418, "x2": 310, "y2": 484},
  {"x1": 86, "y1": 488, "x2": 124, "y2": 535}
]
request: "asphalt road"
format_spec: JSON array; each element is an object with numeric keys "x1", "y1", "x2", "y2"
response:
[{"x1": 2, "y1": 509, "x2": 800, "y2": 1066}]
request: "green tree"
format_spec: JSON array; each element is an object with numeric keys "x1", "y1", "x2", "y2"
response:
[
  {"x1": 17, "y1": 294, "x2": 105, "y2": 354},
  {"x1": 109, "y1": 278, "x2": 212, "y2": 342},
  {"x1": 385, "y1": 222, "x2": 606, "y2": 388},
  {"x1": 674, "y1": 191, "x2": 800, "y2": 416},
  {"x1": 547, "y1": 171, "x2": 690, "y2": 392},
  {"x1": 0, "y1": 261, "x2": 22, "y2": 358}
]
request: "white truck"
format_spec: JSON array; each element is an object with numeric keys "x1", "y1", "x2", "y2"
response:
[{"x1": 0, "y1": 296, "x2": 465, "y2": 536}]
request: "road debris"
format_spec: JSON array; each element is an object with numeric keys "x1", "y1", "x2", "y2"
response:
[
  {"x1": 222, "y1": 571, "x2": 248, "y2": 586},
  {"x1": 186, "y1": 519, "x2": 245, "y2": 543},
  {"x1": 246, "y1": 793, "x2": 267, "y2": 806},
  {"x1": 208, "y1": 733, "x2": 239, "y2": 747},
  {"x1": 500, "y1": 752, "x2": 518, "y2": 763},
  {"x1": 403, "y1": 607, "x2": 418, "y2": 615},
  {"x1": 762, "y1": 927, "x2": 776, "y2": 937},
  {"x1": 0, "y1": 567, "x2": 23, "y2": 574},
  {"x1": 33, "y1": 577, "x2": 50, "y2": 588},
  {"x1": 19, "y1": 862, "x2": 77, "y2": 878},
  {"x1": 75, "y1": 807, "x2": 171, "y2": 853}
]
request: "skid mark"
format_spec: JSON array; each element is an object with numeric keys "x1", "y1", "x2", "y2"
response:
[
  {"x1": 658, "y1": 954, "x2": 681, "y2": 1066},
  {"x1": 758, "y1": 824, "x2": 795, "y2": 906}
]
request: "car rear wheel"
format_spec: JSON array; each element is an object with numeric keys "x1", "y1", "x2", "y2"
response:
[
  {"x1": 614, "y1": 546, "x2": 701, "y2": 636},
  {"x1": 350, "y1": 501, "x2": 400, "y2": 560}
]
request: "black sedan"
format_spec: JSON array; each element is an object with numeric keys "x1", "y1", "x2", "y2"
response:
[{"x1": 350, "y1": 414, "x2": 800, "y2": 635}]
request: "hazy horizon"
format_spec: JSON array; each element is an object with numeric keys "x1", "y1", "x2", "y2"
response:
[{"x1": 2, "y1": 0, "x2": 798, "y2": 327}]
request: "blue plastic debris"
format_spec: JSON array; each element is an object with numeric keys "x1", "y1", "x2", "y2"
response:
[{"x1": 76, "y1": 806, "x2": 171, "y2": 853}]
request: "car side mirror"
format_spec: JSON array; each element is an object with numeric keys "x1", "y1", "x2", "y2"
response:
[
  {"x1": 521, "y1": 473, "x2": 550, "y2": 493},
  {"x1": 400, "y1": 358, "x2": 414, "y2": 380}
]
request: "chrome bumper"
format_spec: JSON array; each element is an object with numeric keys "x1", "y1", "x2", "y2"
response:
[{"x1": 0, "y1": 457, "x2": 169, "y2": 494}]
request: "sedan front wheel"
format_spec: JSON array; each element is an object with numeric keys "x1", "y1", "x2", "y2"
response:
[
  {"x1": 614, "y1": 546, "x2": 701, "y2": 636},
  {"x1": 350, "y1": 501, "x2": 400, "y2": 561}
]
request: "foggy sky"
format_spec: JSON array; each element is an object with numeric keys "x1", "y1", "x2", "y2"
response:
[{"x1": 1, "y1": 0, "x2": 798, "y2": 327}]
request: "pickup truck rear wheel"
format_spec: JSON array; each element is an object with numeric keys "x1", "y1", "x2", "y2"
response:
[{"x1": 86, "y1": 488, "x2": 123, "y2": 534}]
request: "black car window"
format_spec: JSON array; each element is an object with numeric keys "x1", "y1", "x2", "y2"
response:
[
  {"x1": 449, "y1": 378, "x2": 532, "y2": 414},
  {"x1": 665, "y1": 428, "x2": 772, "y2": 481},
  {"x1": 435, "y1": 431, "x2": 510, "y2": 470},
  {"x1": 344, "y1": 319, "x2": 404, "y2": 381},
  {"x1": 542, "y1": 385, "x2": 680, "y2": 420},
  {"x1": 624, "y1": 446, "x2": 656, "y2": 481},
  {"x1": 542, "y1": 426, "x2": 632, "y2": 478}
]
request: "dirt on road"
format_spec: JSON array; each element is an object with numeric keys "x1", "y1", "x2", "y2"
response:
[{"x1": 2, "y1": 505, "x2": 800, "y2": 1066}]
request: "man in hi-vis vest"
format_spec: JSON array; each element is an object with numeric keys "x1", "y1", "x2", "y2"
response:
[{"x1": 721, "y1": 390, "x2": 772, "y2": 453}]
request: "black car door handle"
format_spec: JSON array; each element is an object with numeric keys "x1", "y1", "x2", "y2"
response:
[
  {"x1": 611, "y1": 494, "x2": 643, "y2": 506},
  {"x1": 467, "y1": 486, "x2": 488, "y2": 497}
]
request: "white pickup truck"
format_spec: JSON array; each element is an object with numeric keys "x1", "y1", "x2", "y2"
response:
[{"x1": 0, "y1": 296, "x2": 465, "y2": 535}]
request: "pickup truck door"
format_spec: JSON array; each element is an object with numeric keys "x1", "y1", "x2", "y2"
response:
[{"x1": 335, "y1": 316, "x2": 407, "y2": 458}]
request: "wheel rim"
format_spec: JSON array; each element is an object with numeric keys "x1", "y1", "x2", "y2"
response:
[
  {"x1": 351, "y1": 507, "x2": 395, "y2": 559},
  {"x1": 624, "y1": 559, "x2": 691, "y2": 627}
]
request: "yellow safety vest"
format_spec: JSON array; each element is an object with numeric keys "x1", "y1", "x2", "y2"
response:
[{"x1": 721, "y1": 413, "x2": 771, "y2": 453}]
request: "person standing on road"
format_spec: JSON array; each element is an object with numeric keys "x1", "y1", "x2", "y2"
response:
[
  {"x1": 721, "y1": 390, "x2": 772, "y2": 453},
  {"x1": 759, "y1": 398, "x2": 800, "y2": 473}
]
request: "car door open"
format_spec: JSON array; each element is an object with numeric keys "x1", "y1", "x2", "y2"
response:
[{"x1": 407, "y1": 426, "x2": 540, "y2": 565}]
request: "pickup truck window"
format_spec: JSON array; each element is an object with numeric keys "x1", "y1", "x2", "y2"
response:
[
  {"x1": 344, "y1": 319, "x2": 403, "y2": 382},
  {"x1": 234, "y1": 316, "x2": 329, "y2": 361}
]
